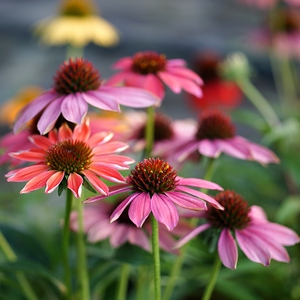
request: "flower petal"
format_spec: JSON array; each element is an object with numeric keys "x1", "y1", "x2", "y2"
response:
[
  {"x1": 178, "y1": 177, "x2": 223, "y2": 191},
  {"x1": 83, "y1": 90, "x2": 120, "y2": 111},
  {"x1": 67, "y1": 173, "x2": 83, "y2": 198},
  {"x1": 128, "y1": 192, "x2": 151, "y2": 228},
  {"x1": 151, "y1": 193, "x2": 179, "y2": 231},
  {"x1": 61, "y1": 93, "x2": 88, "y2": 124},
  {"x1": 81, "y1": 169, "x2": 109, "y2": 195},
  {"x1": 218, "y1": 228, "x2": 238, "y2": 269},
  {"x1": 7, "y1": 164, "x2": 49, "y2": 182},
  {"x1": 88, "y1": 165, "x2": 126, "y2": 183},
  {"x1": 28, "y1": 135, "x2": 53, "y2": 150},
  {"x1": 166, "y1": 191, "x2": 207, "y2": 210},
  {"x1": 174, "y1": 223, "x2": 211, "y2": 249},
  {"x1": 58, "y1": 123, "x2": 73, "y2": 140},
  {"x1": 45, "y1": 171, "x2": 65, "y2": 194},
  {"x1": 10, "y1": 149, "x2": 46, "y2": 162}
]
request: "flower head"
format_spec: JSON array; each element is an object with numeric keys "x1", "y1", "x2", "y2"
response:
[
  {"x1": 6, "y1": 120, "x2": 134, "y2": 198},
  {"x1": 14, "y1": 58, "x2": 159, "y2": 135},
  {"x1": 106, "y1": 51, "x2": 203, "y2": 100},
  {"x1": 84, "y1": 157, "x2": 223, "y2": 231},
  {"x1": 160, "y1": 110, "x2": 280, "y2": 164},
  {"x1": 70, "y1": 199, "x2": 192, "y2": 253},
  {"x1": 175, "y1": 190, "x2": 300, "y2": 269},
  {"x1": 186, "y1": 52, "x2": 242, "y2": 111},
  {"x1": 34, "y1": 0, "x2": 119, "y2": 47}
]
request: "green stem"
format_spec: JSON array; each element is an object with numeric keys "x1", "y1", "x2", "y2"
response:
[
  {"x1": 117, "y1": 263, "x2": 130, "y2": 300},
  {"x1": 236, "y1": 77, "x2": 280, "y2": 128},
  {"x1": 75, "y1": 197, "x2": 90, "y2": 300},
  {"x1": 145, "y1": 106, "x2": 155, "y2": 158},
  {"x1": 201, "y1": 256, "x2": 222, "y2": 300},
  {"x1": 151, "y1": 215, "x2": 161, "y2": 300},
  {"x1": 0, "y1": 231, "x2": 38, "y2": 300},
  {"x1": 66, "y1": 45, "x2": 84, "y2": 59},
  {"x1": 63, "y1": 189, "x2": 73, "y2": 300}
]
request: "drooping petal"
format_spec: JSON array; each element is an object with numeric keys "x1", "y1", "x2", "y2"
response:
[
  {"x1": 167, "y1": 66, "x2": 203, "y2": 85},
  {"x1": 100, "y1": 86, "x2": 159, "y2": 108},
  {"x1": 198, "y1": 139, "x2": 221, "y2": 158},
  {"x1": 218, "y1": 228, "x2": 238, "y2": 269},
  {"x1": 9, "y1": 149, "x2": 46, "y2": 162},
  {"x1": 20, "y1": 170, "x2": 56, "y2": 193},
  {"x1": 236, "y1": 229, "x2": 271, "y2": 266},
  {"x1": 83, "y1": 90, "x2": 120, "y2": 111},
  {"x1": 174, "y1": 223, "x2": 211, "y2": 249},
  {"x1": 45, "y1": 171, "x2": 65, "y2": 193},
  {"x1": 217, "y1": 139, "x2": 250, "y2": 160},
  {"x1": 13, "y1": 91, "x2": 56, "y2": 133},
  {"x1": 157, "y1": 71, "x2": 182, "y2": 94},
  {"x1": 81, "y1": 169, "x2": 109, "y2": 195},
  {"x1": 178, "y1": 177, "x2": 223, "y2": 191},
  {"x1": 128, "y1": 192, "x2": 151, "y2": 228},
  {"x1": 61, "y1": 93, "x2": 88, "y2": 124},
  {"x1": 151, "y1": 193, "x2": 179, "y2": 231},
  {"x1": 88, "y1": 165, "x2": 126, "y2": 183},
  {"x1": 37, "y1": 96, "x2": 65, "y2": 134},
  {"x1": 7, "y1": 164, "x2": 49, "y2": 182},
  {"x1": 166, "y1": 191, "x2": 207, "y2": 210},
  {"x1": 67, "y1": 172, "x2": 83, "y2": 198},
  {"x1": 110, "y1": 193, "x2": 139, "y2": 222},
  {"x1": 110, "y1": 224, "x2": 129, "y2": 247},
  {"x1": 143, "y1": 74, "x2": 165, "y2": 99},
  {"x1": 174, "y1": 187, "x2": 224, "y2": 210},
  {"x1": 128, "y1": 228, "x2": 151, "y2": 251}
]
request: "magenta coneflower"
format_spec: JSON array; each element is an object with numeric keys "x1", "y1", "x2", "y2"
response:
[
  {"x1": 84, "y1": 157, "x2": 223, "y2": 231},
  {"x1": 6, "y1": 120, "x2": 134, "y2": 198},
  {"x1": 175, "y1": 190, "x2": 300, "y2": 269},
  {"x1": 14, "y1": 58, "x2": 159, "y2": 135},
  {"x1": 70, "y1": 199, "x2": 193, "y2": 253},
  {"x1": 106, "y1": 51, "x2": 203, "y2": 100},
  {"x1": 161, "y1": 110, "x2": 280, "y2": 164}
]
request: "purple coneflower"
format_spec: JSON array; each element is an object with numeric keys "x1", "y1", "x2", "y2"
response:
[
  {"x1": 159, "y1": 110, "x2": 279, "y2": 164},
  {"x1": 14, "y1": 58, "x2": 159, "y2": 135},
  {"x1": 175, "y1": 190, "x2": 300, "y2": 269},
  {"x1": 84, "y1": 157, "x2": 223, "y2": 231},
  {"x1": 106, "y1": 51, "x2": 203, "y2": 100}
]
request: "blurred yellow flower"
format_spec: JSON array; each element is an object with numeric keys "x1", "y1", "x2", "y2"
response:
[
  {"x1": 0, "y1": 86, "x2": 44, "y2": 125},
  {"x1": 34, "y1": 0, "x2": 120, "y2": 48}
]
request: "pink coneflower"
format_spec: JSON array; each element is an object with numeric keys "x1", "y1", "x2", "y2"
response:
[
  {"x1": 13, "y1": 58, "x2": 159, "y2": 135},
  {"x1": 105, "y1": 51, "x2": 203, "y2": 100},
  {"x1": 160, "y1": 110, "x2": 280, "y2": 164},
  {"x1": 175, "y1": 190, "x2": 300, "y2": 269},
  {"x1": 70, "y1": 199, "x2": 193, "y2": 253},
  {"x1": 84, "y1": 157, "x2": 223, "y2": 231},
  {"x1": 186, "y1": 52, "x2": 242, "y2": 112},
  {"x1": 6, "y1": 120, "x2": 134, "y2": 198}
]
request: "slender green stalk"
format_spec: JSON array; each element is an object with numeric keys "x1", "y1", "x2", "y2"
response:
[
  {"x1": 0, "y1": 231, "x2": 38, "y2": 300},
  {"x1": 145, "y1": 106, "x2": 155, "y2": 158},
  {"x1": 117, "y1": 263, "x2": 130, "y2": 300},
  {"x1": 62, "y1": 189, "x2": 73, "y2": 300},
  {"x1": 75, "y1": 197, "x2": 90, "y2": 300},
  {"x1": 201, "y1": 256, "x2": 222, "y2": 300},
  {"x1": 66, "y1": 45, "x2": 84, "y2": 59},
  {"x1": 151, "y1": 215, "x2": 161, "y2": 300},
  {"x1": 236, "y1": 77, "x2": 280, "y2": 128}
]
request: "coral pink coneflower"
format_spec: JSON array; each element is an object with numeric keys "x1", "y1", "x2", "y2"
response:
[
  {"x1": 14, "y1": 58, "x2": 159, "y2": 135},
  {"x1": 6, "y1": 120, "x2": 134, "y2": 198},
  {"x1": 175, "y1": 190, "x2": 300, "y2": 269},
  {"x1": 161, "y1": 110, "x2": 280, "y2": 164},
  {"x1": 105, "y1": 51, "x2": 203, "y2": 100},
  {"x1": 70, "y1": 199, "x2": 193, "y2": 253},
  {"x1": 84, "y1": 157, "x2": 223, "y2": 231}
]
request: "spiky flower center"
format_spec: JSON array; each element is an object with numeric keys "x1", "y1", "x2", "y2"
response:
[
  {"x1": 136, "y1": 113, "x2": 174, "y2": 141},
  {"x1": 128, "y1": 158, "x2": 178, "y2": 196},
  {"x1": 193, "y1": 53, "x2": 220, "y2": 82},
  {"x1": 131, "y1": 51, "x2": 167, "y2": 75},
  {"x1": 53, "y1": 58, "x2": 101, "y2": 95},
  {"x1": 270, "y1": 9, "x2": 300, "y2": 34},
  {"x1": 206, "y1": 190, "x2": 251, "y2": 230},
  {"x1": 195, "y1": 110, "x2": 235, "y2": 140},
  {"x1": 60, "y1": 0, "x2": 96, "y2": 17},
  {"x1": 45, "y1": 139, "x2": 93, "y2": 175}
]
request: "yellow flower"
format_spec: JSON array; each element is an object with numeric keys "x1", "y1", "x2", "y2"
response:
[
  {"x1": 0, "y1": 86, "x2": 44, "y2": 125},
  {"x1": 34, "y1": 0, "x2": 119, "y2": 48}
]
